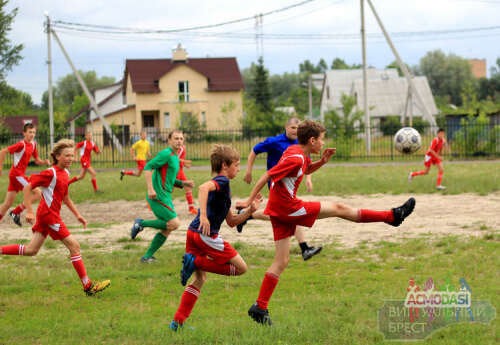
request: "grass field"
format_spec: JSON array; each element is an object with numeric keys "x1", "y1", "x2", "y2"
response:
[{"x1": 0, "y1": 162, "x2": 498, "y2": 344}]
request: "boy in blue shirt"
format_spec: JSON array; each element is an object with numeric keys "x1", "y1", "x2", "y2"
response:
[
  {"x1": 243, "y1": 117, "x2": 322, "y2": 261},
  {"x1": 170, "y1": 145, "x2": 262, "y2": 330}
]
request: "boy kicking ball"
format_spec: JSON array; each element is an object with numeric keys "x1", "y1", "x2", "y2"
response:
[
  {"x1": 238, "y1": 120, "x2": 415, "y2": 325},
  {"x1": 170, "y1": 145, "x2": 261, "y2": 331}
]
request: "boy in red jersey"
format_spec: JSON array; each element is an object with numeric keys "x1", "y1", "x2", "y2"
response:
[
  {"x1": 238, "y1": 120, "x2": 416, "y2": 325},
  {"x1": 175, "y1": 132, "x2": 197, "y2": 214},
  {"x1": 409, "y1": 128, "x2": 447, "y2": 190},
  {"x1": 0, "y1": 123, "x2": 49, "y2": 227},
  {"x1": 0, "y1": 139, "x2": 110, "y2": 295},
  {"x1": 169, "y1": 145, "x2": 261, "y2": 331},
  {"x1": 70, "y1": 131, "x2": 101, "y2": 193}
]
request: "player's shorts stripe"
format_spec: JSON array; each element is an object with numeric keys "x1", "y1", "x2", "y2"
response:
[
  {"x1": 288, "y1": 207, "x2": 307, "y2": 217},
  {"x1": 200, "y1": 233, "x2": 224, "y2": 251},
  {"x1": 49, "y1": 223, "x2": 61, "y2": 232},
  {"x1": 155, "y1": 199, "x2": 174, "y2": 212},
  {"x1": 15, "y1": 176, "x2": 29, "y2": 187}
]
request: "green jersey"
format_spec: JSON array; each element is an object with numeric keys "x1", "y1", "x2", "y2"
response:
[{"x1": 144, "y1": 147, "x2": 183, "y2": 201}]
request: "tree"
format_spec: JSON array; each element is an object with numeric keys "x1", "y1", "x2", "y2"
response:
[
  {"x1": 385, "y1": 60, "x2": 411, "y2": 77},
  {"x1": 250, "y1": 57, "x2": 272, "y2": 113},
  {"x1": 0, "y1": 0, "x2": 23, "y2": 82},
  {"x1": 414, "y1": 50, "x2": 476, "y2": 106},
  {"x1": 331, "y1": 58, "x2": 362, "y2": 70}
]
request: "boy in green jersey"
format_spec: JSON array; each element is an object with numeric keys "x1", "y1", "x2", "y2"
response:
[{"x1": 131, "y1": 130, "x2": 194, "y2": 262}]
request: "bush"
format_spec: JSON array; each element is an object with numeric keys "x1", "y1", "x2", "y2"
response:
[
  {"x1": 453, "y1": 113, "x2": 499, "y2": 156},
  {"x1": 380, "y1": 116, "x2": 401, "y2": 136}
]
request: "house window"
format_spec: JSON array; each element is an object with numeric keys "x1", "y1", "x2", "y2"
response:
[
  {"x1": 143, "y1": 114, "x2": 154, "y2": 127},
  {"x1": 201, "y1": 111, "x2": 206, "y2": 125},
  {"x1": 327, "y1": 86, "x2": 330, "y2": 99},
  {"x1": 178, "y1": 81, "x2": 189, "y2": 102},
  {"x1": 164, "y1": 112, "x2": 170, "y2": 128}
]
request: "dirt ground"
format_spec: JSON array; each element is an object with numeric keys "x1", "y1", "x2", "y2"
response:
[{"x1": 1, "y1": 193, "x2": 499, "y2": 252}]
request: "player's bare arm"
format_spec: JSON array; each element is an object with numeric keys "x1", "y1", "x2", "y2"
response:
[
  {"x1": 237, "y1": 172, "x2": 270, "y2": 209},
  {"x1": 182, "y1": 180, "x2": 195, "y2": 188},
  {"x1": 428, "y1": 148, "x2": 441, "y2": 161},
  {"x1": 0, "y1": 147, "x2": 8, "y2": 175},
  {"x1": 129, "y1": 147, "x2": 136, "y2": 160},
  {"x1": 305, "y1": 174, "x2": 313, "y2": 192},
  {"x1": 34, "y1": 157, "x2": 50, "y2": 166},
  {"x1": 22, "y1": 183, "x2": 35, "y2": 224},
  {"x1": 181, "y1": 159, "x2": 192, "y2": 169},
  {"x1": 244, "y1": 150, "x2": 257, "y2": 184},
  {"x1": 306, "y1": 148, "x2": 336, "y2": 175},
  {"x1": 198, "y1": 180, "x2": 217, "y2": 236},
  {"x1": 63, "y1": 194, "x2": 87, "y2": 229},
  {"x1": 144, "y1": 170, "x2": 156, "y2": 199},
  {"x1": 227, "y1": 195, "x2": 263, "y2": 227}
]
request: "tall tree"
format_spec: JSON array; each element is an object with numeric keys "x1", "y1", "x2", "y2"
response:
[
  {"x1": 251, "y1": 57, "x2": 272, "y2": 113},
  {"x1": 331, "y1": 58, "x2": 362, "y2": 70},
  {"x1": 0, "y1": 0, "x2": 23, "y2": 82}
]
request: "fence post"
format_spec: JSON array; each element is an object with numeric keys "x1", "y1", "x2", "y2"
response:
[{"x1": 112, "y1": 133, "x2": 115, "y2": 165}]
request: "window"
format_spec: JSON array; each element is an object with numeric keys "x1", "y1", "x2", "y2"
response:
[
  {"x1": 201, "y1": 111, "x2": 206, "y2": 125},
  {"x1": 143, "y1": 114, "x2": 154, "y2": 127},
  {"x1": 164, "y1": 112, "x2": 170, "y2": 128},
  {"x1": 178, "y1": 81, "x2": 189, "y2": 102}
]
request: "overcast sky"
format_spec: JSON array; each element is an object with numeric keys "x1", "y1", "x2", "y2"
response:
[{"x1": 5, "y1": 0, "x2": 500, "y2": 104}]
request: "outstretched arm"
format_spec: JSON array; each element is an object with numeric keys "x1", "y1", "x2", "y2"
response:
[
  {"x1": 243, "y1": 150, "x2": 258, "y2": 184},
  {"x1": 226, "y1": 195, "x2": 262, "y2": 227},
  {"x1": 197, "y1": 181, "x2": 217, "y2": 236},
  {"x1": 63, "y1": 194, "x2": 87, "y2": 228},
  {"x1": 0, "y1": 147, "x2": 9, "y2": 176},
  {"x1": 305, "y1": 148, "x2": 336, "y2": 175},
  {"x1": 236, "y1": 172, "x2": 269, "y2": 209},
  {"x1": 23, "y1": 183, "x2": 36, "y2": 224}
]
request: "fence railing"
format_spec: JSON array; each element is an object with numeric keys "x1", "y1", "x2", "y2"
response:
[{"x1": 1, "y1": 123, "x2": 499, "y2": 168}]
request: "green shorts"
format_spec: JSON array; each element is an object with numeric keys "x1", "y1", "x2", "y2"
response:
[{"x1": 147, "y1": 197, "x2": 177, "y2": 222}]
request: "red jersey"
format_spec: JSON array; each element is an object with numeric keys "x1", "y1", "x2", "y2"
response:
[
  {"x1": 30, "y1": 165, "x2": 69, "y2": 225},
  {"x1": 177, "y1": 145, "x2": 186, "y2": 170},
  {"x1": 76, "y1": 140, "x2": 98, "y2": 163},
  {"x1": 8, "y1": 140, "x2": 39, "y2": 177},
  {"x1": 426, "y1": 137, "x2": 444, "y2": 157},
  {"x1": 264, "y1": 145, "x2": 311, "y2": 217}
]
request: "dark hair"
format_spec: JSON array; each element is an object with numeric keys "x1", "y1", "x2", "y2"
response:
[
  {"x1": 50, "y1": 139, "x2": 75, "y2": 165},
  {"x1": 168, "y1": 130, "x2": 183, "y2": 139},
  {"x1": 297, "y1": 120, "x2": 326, "y2": 145},
  {"x1": 210, "y1": 144, "x2": 240, "y2": 174},
  {"x1": 23, "y1": 123, "x2": 35, "y2": 132},
  {"x1": 437, "y1": 128, "x2": 445, "y2": 133}
]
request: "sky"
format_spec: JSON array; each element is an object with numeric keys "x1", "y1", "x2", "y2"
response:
[{"x1": 4, "y1": 0, "x2": 500, "y2": 104}]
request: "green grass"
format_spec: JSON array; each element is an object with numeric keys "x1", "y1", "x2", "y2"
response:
[
  {"x1": 4, "y1": 162, "x2": 498, "y2": 205},
  {"x1": 0, "y1": 234, "x2": 498, "y2": 344}
]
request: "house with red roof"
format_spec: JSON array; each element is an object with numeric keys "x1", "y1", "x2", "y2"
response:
[{"x1": 85, "y1": 44, "x2": 245, "y2": 135}]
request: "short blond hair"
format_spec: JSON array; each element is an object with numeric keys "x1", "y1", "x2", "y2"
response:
[
  {"x1": 210, "y1": 144, "x2": 240, "y2": 173},
  {"x1": 50, "y1": 139, "x2": 75, "y2": 165}
]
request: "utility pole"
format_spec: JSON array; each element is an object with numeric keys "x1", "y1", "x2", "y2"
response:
[
  {"x1": 45, "y1": 13, "x2": 54, "y2": 149},
  {"x1": 366, "y1": 0, "x2": 436, "y2": 129},
  {"x1": 308, "y1": 74, "x2": 313, "y2": 119},
  {"x1": 360, "y1": 0, "x2": 370, "y2": 153}
]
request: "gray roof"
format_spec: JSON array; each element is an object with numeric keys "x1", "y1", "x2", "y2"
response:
[{"x1": 351, "y1": 76, "x2": 438, "y2": 117}]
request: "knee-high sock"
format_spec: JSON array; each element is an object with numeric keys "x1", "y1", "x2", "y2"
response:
[
  {"x1": 437, "y1": 171, "x2": 443, "y2": 186},
  {"x1": 256, "y1": 272, "x2": 279, "y2": 310},
  {"x1": 194, "y1": 256, "x2": 236, "y2": 276},
  {"x1": 141, "y1": 219, "x2": 167, "y2": 230},
  {"x1": 411, "y1": 171, "x2": 426, "y2": 177},
  {"x1": 144, "y1": 232, "x2": 166, "y2": 258},
  {"x1": 358, "y1": 209, "x2": 394, "y2": 223},
  {"x1": 174, "y1": 284, "x2": 200, "y2": 324},
  {"x1": 186, "y1": 191, "x2": 194, "y2": 208},
  {"x1": 91, "y1": 178, "x2": 98, "y2": 191},
  {"x1": 12, "y1": 203, "x2": 26, "y2": 215},
  {"x1": 70, "y1": 254, "x2": 91, "y2": 289},
  {"x1": 0, "y1": 244, "x2": 25, "y2": 255},
  {"x1": 68, "y1": 177, "x2": 78, "y2": 185}
]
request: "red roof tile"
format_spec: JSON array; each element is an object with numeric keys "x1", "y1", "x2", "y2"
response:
[
  {"x1": 124, "y1": 58, "x2": 245, "y2": 93},
  {"x1": 2, "y1": 116, "x2": 39, "y2": 134}
]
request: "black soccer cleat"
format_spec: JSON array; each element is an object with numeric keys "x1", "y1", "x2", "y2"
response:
[
  {"x1": 248, "y1": 302, "x2": 272, "y2": 326},
  {"x1": 131, "y1": 218, "x2": 144, "y2": 239},
  {"x1": 389, "y1": 197, "x2": 416, "y2": 227},
  {"x1": 302, "y1": 246, "x2": 322, "y2": 261},
  {"x1": 236, "y1": 209, "x2": 252, "y2": 233},
  {"x1": 120, "y1": 170, "x2": 125, "y2": 181},
  {"x1": 9, "y1": 210, "x2": 22, "y2": 227}
]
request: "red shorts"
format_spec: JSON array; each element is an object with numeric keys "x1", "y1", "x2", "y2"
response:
[
  {"x1": 8, "y1": 175, "x2": 30, "y2": 192},
  {"x1": 176, "y1": 169, "x2": 187, "y2": 181},
  {"x1": 268, "y1": 201, "x2": 321, "y2": 241},
  {"x1": 32, "y1": 219, "x2": 71, "y2": 241},
  {"x1": 424, "y1": 155, "x2": 441, "y2": 167},
  {"x1": 186, "y1": 230, "x2": 238, "y2": 264},
  {"x1": 136, "y1": 160, "x2": 146, "y2": 170},
  {"x1": 80, "y1": 158, "x2": 91, "y2": 169}
]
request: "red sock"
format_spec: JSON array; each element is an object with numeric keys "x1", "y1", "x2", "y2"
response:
[
  {"x1": 411, "y1": 171, "x2": 426, "y2": 177},
  {"x1": 68, "y1": 177, "x2": 79, "y2": 185},
  {"x1": 12, "y1": 203, "x2": 26, "y2": 215},
  {"x1": 186, "y1": 192, "x2": 194, "y2": 208},
  {"x1": 124, "y1": 171, "x2": 134, "y2": 176},
  {"x1": 174, "y1": 285, "x2": 200, "y2": 324},
  {"x1": 256, "y1": 272, "x2": 279, "y2": 310},
  {"x1": 194, "y1": 256, "x2": 236, "y2": 276},
  {"x1": 437, "y1": 171, "x2": 443, "y2": 186},
  {"x1": 358, "y1": 209, "x2": 394, "y2": 223},
  {"x1": 70, "y1": 254, "x2": 91, "y2": 289},
  {"x1": 91, "y1": 178, "x2": 98, "y2": 191},
  {"x1": 1, "y1": 244, "x2": 25, "y2": 255}
]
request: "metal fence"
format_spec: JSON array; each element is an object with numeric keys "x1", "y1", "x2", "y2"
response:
[{"x1": 1, "y1": 123, "x2": 499, "y2": 168}]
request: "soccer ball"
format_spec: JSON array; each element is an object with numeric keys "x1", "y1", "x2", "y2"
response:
[{"x1": 394, "y1": 127, "x2": 421, "y2": 154}]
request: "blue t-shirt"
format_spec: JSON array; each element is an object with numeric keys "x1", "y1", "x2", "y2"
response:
[
  {"x1": 188, "y1": 175, "x2": 231, "y2": 236},
  {"x1": 253, "y1": 132, "x2": 298, "y2": 171}
]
